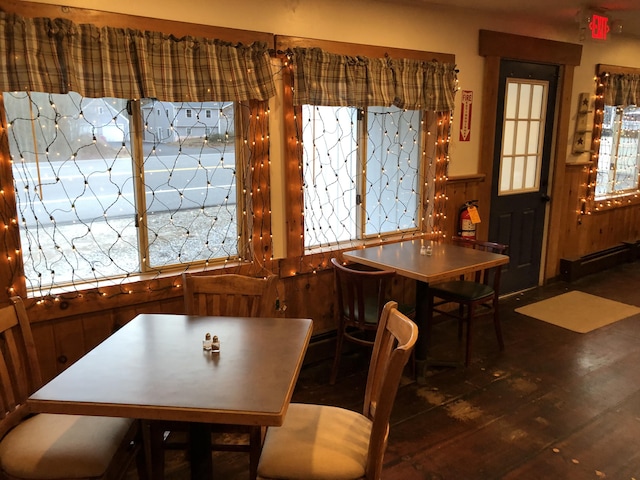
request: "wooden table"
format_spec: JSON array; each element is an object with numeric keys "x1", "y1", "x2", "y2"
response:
[
  {"x1": 344, "y1": 240, "x2": 509, "y2": 369},
  {"x1": 28, "y1": 314, "x2": 313, "y2": 480}
]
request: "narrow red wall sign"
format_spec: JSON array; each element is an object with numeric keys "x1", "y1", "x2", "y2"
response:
[
  {"x1": 459, "y1": 90, "x2": 473, "y2": 142},
  {"x1": 590, "y1": 14, "x2": 609, "y2": 40}
]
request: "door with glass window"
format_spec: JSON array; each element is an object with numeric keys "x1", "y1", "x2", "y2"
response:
[{"x1": 489, "y1": 60, "x2": 558, "y2": 294}]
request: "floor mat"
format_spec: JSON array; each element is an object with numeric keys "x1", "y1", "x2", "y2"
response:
[{"x1": 514, "y1": 291, "x2": 640, "y2": 333}]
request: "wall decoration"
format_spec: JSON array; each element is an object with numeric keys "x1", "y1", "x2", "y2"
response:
[{"x1": 573, "y1": 92, "x2": 593, "y2": 154}]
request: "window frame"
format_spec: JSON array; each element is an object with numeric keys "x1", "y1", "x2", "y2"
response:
[
  {"x1": 588, "y1": 64, "x2": 640, "y2": 212},
  {"x1": 275, "y1": 36, "x2": 455, "y2": 275}
]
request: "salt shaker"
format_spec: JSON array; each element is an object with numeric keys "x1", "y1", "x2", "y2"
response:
[
  {"x1": 211, "y1": 335, "x2": 220, "y2": 353},
  {"x1": 203, "y1": 332, "x2": 212, "y2": 351}
]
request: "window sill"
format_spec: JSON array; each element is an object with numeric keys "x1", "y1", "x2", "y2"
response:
[{"x1": 589, "y1": 192, "x2": 640, "y2": 213}]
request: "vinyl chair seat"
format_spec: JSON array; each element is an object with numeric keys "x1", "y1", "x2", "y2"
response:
[
  {"x1": 0, "y1": 414, "x2": 135, "y2": 479},
  {"x1": 257, "y1": 403, "x2": 372, "y2": 480},
  {"x1": 430, "y1": 280, "x2": 495, "y2": 302}
]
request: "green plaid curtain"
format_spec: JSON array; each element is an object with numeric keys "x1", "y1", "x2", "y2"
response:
[
  {"x1": 602, "y1": 72, "x2": 640, "y2": 107},
  {"x1": 291, "y1": 47, "x2": 457, "y2": 112},
  {"x1": 0, "y1": 12, "x2": 275, "y2": 102}
]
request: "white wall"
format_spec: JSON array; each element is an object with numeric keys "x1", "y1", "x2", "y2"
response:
[{"x1": 32, "y1": 0, "x2": 640, "y2": 175}]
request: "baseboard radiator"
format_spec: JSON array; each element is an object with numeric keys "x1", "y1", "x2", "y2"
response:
[{"x1": 560, "y1": 240, "x2": 640, "y2": 282}]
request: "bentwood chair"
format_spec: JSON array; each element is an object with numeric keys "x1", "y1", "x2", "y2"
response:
[
  {"x1": 147, "y1": 273, "x2": 278, "y2": 480},
  {"x1": 0, "y1": 296, "x2": 146, "y2": 480},
  {"x1": 330, "y1": 257, "x2": 397, "y2": 385},
  {"x1": 257, "y1": 301, "x2": 418, "y2": 480},
  {"x1": 427, "y1": 236, "x2": 508, "y2": 366}
]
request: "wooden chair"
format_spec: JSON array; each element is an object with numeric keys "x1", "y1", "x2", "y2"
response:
[
  {"x1": 330, "y1": 257, "x2": 397, "y2": 385},
  {"x1": 427, "y1": 236, "x2": 508, "y2": 366},
  {"x1": 182, "y1": 272, "x2": 278, "y2": 317},
  {"x1": 257, "y1": 301, "x2": 418, "y2": 480},
  {"x1": 0, "y1": 296, "x2": 146, "y2": 480},
  {"x1": 149, "y1": 273, "x2": 278, "y2": 480}
]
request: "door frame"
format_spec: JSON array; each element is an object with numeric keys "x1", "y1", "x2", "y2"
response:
[{"x1": 478, "y1": 30, "x2": 582, "y2": 284}]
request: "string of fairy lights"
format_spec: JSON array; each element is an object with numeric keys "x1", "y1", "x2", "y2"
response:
[
  {"x1": 0, "y1": 56, "x2": 454, "y2": 305},
  {"x1": 582, "y1": 72, "x2": 640, "y2": 218}
]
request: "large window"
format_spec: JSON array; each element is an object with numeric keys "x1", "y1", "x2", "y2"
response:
[
  {"x1": 4, "y1": 91, "x2": 240, "y2": 292},
  {"x1": 302, "y1": 105, "x2": 422, "y2": 249},
  {"x1": 596, "y1": 104, "x2": 640, "y2": 198}
]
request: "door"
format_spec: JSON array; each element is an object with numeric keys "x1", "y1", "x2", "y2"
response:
[{"x1": 489, "y1": 60, "x2": 558, "y2": 294}]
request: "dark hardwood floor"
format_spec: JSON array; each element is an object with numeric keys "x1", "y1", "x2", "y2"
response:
[{"x1": 127, "y1": 261, "x2": 640, "y2": 479}]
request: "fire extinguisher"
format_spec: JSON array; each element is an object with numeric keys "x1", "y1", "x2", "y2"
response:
[{"x1": 458, "y1": 200, "x2": 479, "y2": 239}]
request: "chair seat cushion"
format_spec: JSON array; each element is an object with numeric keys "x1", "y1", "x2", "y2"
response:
[
  {"x1": 0, "y1": 413, "x2": 133, "y2": 479},
  {"x1": 257, "y1": 403, "x2": 372, "y2": 480},
  {"x1": 430, "y1": 280, "x2": 495, "y2": 301}
]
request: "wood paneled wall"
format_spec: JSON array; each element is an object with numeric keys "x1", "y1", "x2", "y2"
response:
[{"x1": 2, "y1": 2, "x2": 637, "y2": 383}]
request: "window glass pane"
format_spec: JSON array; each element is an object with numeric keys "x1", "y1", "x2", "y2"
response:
[
  {"x1": 513, "y1": 156, "x2": 525, "y2": 189},
  {"x1": 500, "y1": 157, "x2": 512, "y2": 193},
  {"x1": 596, "y1": 105, "x2": 640, "y2": 198},
  {"x1": 140, "y1": 100, "x2": 238, "y2": 267},
  {"x1": 302, "y1": 105, "x2": 357, "y2": 248},
  {"x1": 528, "y1": 121, "x2": 540, "y2": 154},
  {"x1": 525, "y1": 155, "x2": 537, "y2": 189},
  {"x1": 503, "y1": 121, "x2": 515, "y2": 155},
  {"x1": 505, "y1": 82, "x2": 518, "y2": 118},
  {"x1": 515, "y1": 120, "x2": 528, "y2": 155},
  {"x1": 518, "y1": 84, "x2": 531, "y2": 118},
  {"x1": 365, "y1": 107, "x2": 420, "y2": 235},
  {"x1": 531, "y1": 85, "x2": 544, "y2": 119},
  {"x1": 4, "y1": 92, "x2": 138, "y2": 290}
]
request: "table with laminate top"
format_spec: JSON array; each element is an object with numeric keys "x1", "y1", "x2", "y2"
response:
[
  {"x1": 28, "y1": 313, "x2": 313, "y2": 480},
  {"x1": 345, "y1": 239, "x2": 509, "y2": 368}
]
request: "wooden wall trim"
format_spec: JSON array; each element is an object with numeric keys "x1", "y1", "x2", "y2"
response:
[
  {"x1": 447, "y1": 174, "x2": 486, "y2": 184},
  {"x1": 1, "y1": 0, "x2": 274, "y2": 45},
  {"x1": 597, "y1": 64, "x2": 640, "y2": 75},
  {"x1": 479, "y1": 30, "x2": 582, "y2": 66},
  {"x1": 546, "y1": 65, "x2": 576, "y2": 280},
  {"x1": 477, "y1": 31, "x2": 583, "y2": 284},
  {"x1": 276, "y1": 35, "x2": 456, "y2": 63}
]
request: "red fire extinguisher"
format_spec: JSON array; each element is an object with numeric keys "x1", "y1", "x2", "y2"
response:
[{"x1": 458, "y1": 200, "x2": 479, "y2": 239}]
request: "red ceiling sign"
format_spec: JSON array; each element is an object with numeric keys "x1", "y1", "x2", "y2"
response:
[{"x1": 590, "y1": 14, "x2": 610, "y2": 40}]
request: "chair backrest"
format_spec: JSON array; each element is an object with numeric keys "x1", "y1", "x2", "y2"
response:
[
  {"x1": 0, "y1": 297, "x2": 42, "y2": 438},
  {"x1": 362, "y1": 300, "x2": 418, "y2": 479},
  {"x1": 451, "y1": 236, "x2": 508, "y2": 287},
  {"x1": 331, "y1": 257, "x2": 396, "y2": 330},
  {"x1": 182, "y1": 272, "x2": 278, "y2": 317}
]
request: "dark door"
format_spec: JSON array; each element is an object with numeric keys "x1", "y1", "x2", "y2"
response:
[{"x1": 489, "y1": 60, "x2": 558, "y2": 294}]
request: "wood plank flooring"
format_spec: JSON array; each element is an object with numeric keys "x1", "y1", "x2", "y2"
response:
[{"x1": 127, "y1": 261, "x2": 640, "y2": 479}]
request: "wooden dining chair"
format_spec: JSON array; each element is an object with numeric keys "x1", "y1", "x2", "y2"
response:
[
  {"x1": 0, "y1": 296, "x2": 146, "y2": 480},
  {"x1": 182, "y1": 272, "x2": 278, "y2": 317},
  {"x1": 257, "y1": 301, "x2": 418, "y2": 480},
  {"x1": 148, "y1": 272, "x2": 278, "y2": 480},
  {"x1": 329, "y1": 257, "x2": 398, "y2": 385},
  {"x1": 427, "y1": 236, "x2": 508, "y2": 366}
]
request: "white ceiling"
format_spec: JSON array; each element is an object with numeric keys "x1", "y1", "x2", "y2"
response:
[{"x1": 380, "y1": 0, "x2": 640, "y2": 38}]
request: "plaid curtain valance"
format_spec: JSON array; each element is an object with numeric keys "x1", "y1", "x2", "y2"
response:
[
  {"x1": 290, "y1": 47, "x2": 458, "y2": 112},
  {"x1": 602, "y1": 72, "x2": 640, "y2": 107},
  {"x1": 0, "y1": 12, "x2": 276, "y2": 102}
]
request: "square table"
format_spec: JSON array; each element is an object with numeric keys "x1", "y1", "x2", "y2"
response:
[
  {"x1": 28, "y1": 313, "x2": 313, "y2": 480},
  {"x1": 344, "y1": 239, "x2": 509, "y2": 369}
]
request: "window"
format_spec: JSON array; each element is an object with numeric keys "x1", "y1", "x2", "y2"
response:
[
  {"x1": 302, "y1": 105, "x2": 421, "y2": 248},
  {"x1": 596, "y1": 105, "x2": 640, "y2": 197},
  {"x1": 499, "y1": 79, "x2": 547, "y2": 195},
  {"x1": 4, "y1": 91, "x2": 240, "y2": 292}
]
